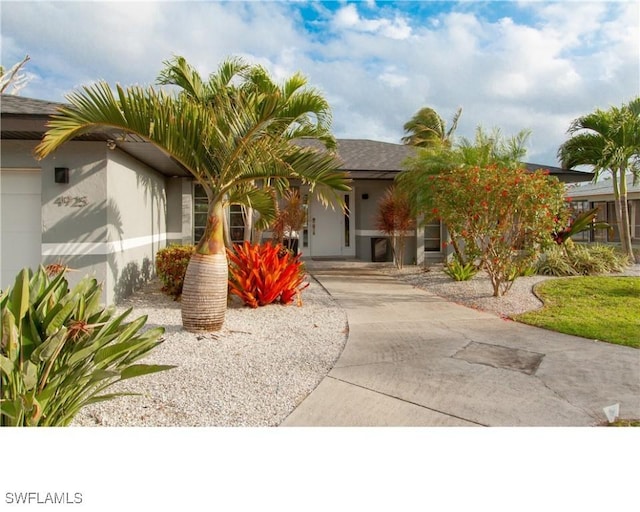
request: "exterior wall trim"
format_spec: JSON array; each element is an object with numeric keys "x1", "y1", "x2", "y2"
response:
[
  {"x1": 355, "y1": 229, "x2": 415, "y2": 236},
  {"x1": 42, "y1": 232, "x2": 182, "y2": 256}
]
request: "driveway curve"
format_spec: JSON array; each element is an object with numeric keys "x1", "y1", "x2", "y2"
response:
[{"x1": 282, "y1": 262, "x2": 640, "y2": 426}]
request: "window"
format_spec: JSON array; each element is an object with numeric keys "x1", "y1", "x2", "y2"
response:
[
  {"x1": 424, "y1": 220, "x2": 441, "y2": 252},
  {"x1": 569, "y1": 200, "x2": 590, "y2": 242},
  {"x1": 592, "y1": 202, "x2": 608, "y2": 243},
  {"x1": 302, "y1": 193, "x2": 309, "y2": 248},
  {"x1": 193, "y1": 184, "x2": 244, "y2": 244},
  {"x1": 229, "y1": 204, "x2": 245, "y2": 244},
  {"x1": 633, "y1": 200, "x2": 640, "y2": 241},
  {"x1": 344, "y1": 194, "x2": 350, "y2": 247},
  {"x1": 193, "y1": 184, "x2": 208, "y2": 243}
]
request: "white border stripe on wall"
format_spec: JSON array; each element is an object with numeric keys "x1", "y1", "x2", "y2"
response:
[
  {"x1": 42, "y1": 232, "x2": 183, "y2": 256},
  {"x1": 355, "y1": 229, "x2": 416, "y2": 237}
]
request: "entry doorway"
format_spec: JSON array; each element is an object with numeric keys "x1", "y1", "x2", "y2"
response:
[{"x1": 301, "y1": 190, "x2": 355, "y2": 258}]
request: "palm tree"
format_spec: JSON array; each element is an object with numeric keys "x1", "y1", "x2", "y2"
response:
[
  {"x1": 0, "y1": 54, "x2": 31, "y2": 94},
  {"x1": 35, "y1": 56, "x2": 350, "y2": 332},
  {"x1": 156, "y1": 56, "x2": 340, "y2": 245},
  {"x1": 401, "y1": 106, "x2": 462, "y2": 148},
  {"x1": 558, "y1": 98, "x2": 640, "y2": 262},
  {"x1": 456, "y1": 126, "x2": 530, "y2": 169}
]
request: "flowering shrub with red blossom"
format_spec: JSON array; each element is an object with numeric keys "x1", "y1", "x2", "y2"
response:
[
  {"x1": 427, "y1": 164, "x2": 569, "y2": 296},
  {"x1": 156, "y1": 244, "x2": 195, "y2": 299}
]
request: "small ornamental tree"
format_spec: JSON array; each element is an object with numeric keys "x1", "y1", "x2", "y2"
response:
[
  {"x1": 271, "y1": 189, "x2": 306, "y2": 252},
  {"x1": 428, "y1": 164, "x2": 569, "y2": 296},
  {"x1": 375, "y1": 187, "x2": 416, "y2": 269}
]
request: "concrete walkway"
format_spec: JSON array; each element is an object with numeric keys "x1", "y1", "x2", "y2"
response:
[{"x1": 282, "y1": 262, "x2": 640, "y2": 426}]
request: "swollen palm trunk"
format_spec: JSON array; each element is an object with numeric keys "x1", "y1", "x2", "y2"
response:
[{"x1": 181, "y1": 253, "x2": 228, "y2": 332}]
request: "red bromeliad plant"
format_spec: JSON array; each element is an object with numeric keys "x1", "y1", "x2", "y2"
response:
[
  {"x1": 227, "y1": 242, "x2": 309, "y2": 308},
  {"x1": 427, "y1": 164, "x2": 569, "y2": 296},
  {"x1": 551, "y1": 207, "x2": 612, "y2": 245}
]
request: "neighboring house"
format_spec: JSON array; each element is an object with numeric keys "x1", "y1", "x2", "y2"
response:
[
  {"x1": 1, "y1": 94, "x2": 593, "y2": 303},
  {"x1": 566, "y1": 175, "x2": 640, "y2": 244}
]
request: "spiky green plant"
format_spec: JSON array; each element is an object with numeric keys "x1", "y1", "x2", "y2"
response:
[
  {"x1": 443, "y1": 258, "x2": 479, "y2": 281},
  {"x1": 0, "y1": 267, "x2": 174, "y2": 426}
]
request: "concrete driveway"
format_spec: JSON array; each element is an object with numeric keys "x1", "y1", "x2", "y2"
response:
[{"x1": 282, "y1": 263, "x2": 640, "y2": 426}]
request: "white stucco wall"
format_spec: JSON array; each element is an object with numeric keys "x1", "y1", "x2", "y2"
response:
[
  {"x1": 105, "y1": 149, "x2": 169, "y2": 302},
  {"x1": 1, "y1": 139, "x2": 171, "y2": 304}
]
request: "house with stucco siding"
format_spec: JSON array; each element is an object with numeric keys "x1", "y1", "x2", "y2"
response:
[
  {"x1": 0, "y1": 94, "x2": 593, "y2": 303},
  {"x1": 566, "y1": 175, "x2": 640, "y2": 244}
]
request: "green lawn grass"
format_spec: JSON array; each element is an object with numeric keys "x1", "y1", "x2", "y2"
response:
[{"x1": 515, "y1": 276, "x2": 640, "y2": 348}]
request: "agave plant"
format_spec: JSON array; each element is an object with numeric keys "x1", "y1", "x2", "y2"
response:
[{"x1": 0, "y1": 267, "x2": 174, "y2": 426}]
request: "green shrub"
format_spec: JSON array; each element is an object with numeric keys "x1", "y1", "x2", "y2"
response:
[
  {"x1": 537, "y1": 243, "x2": 629, "y2": 277},
  {"x1": 536, "y1": 245, "x2": 578, "y2": 276},
  {"x1": 156, "y1": 244, "x2": 195, "y2": 299},
  {"x1": 0, "y1": 267, "x2": 174, "y2": 426},
  {"x1": 584, "y1": 244, "x2": 630, "y2": 272},
  {"x1": 518, "y1": 266, "x2": 538, "y2": 277},
  {"x1": 443, "y1": 258, "x2": 478, "y2": 281}
]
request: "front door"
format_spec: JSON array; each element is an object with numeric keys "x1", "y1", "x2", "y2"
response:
[{"x1": 305, "y1": 191, "x2": 355, "y2": 258}]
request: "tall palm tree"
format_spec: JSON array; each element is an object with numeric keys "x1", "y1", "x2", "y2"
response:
[
  {"x1": 401, "y1": 106, "x2": 462, "y2": 148},
  {"x1": 558, "y1": 98, "x2": 640, "y2": 262},
  {"x1": 35, "y1": 56, "x2": 350, "y2": 332}
]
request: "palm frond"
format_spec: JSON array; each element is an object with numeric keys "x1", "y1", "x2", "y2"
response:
[
  {"x1": 227, "y1": 186, "x2": 278, "y2": 226},
  {"x1": 157, "y1": 55, "x2": 206, "y2": 101},
  {"x1": 35, "y1": 82, "x2": 217, "y2": 181}
]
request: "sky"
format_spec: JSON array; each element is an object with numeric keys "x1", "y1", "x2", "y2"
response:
[{"x1": 1, "y1": 0, "x2": 638, "y2": 167}]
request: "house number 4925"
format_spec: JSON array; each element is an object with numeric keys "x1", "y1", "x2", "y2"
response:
[{"x1": 54, "y1": 196, "x2": 89, "y2": 208}]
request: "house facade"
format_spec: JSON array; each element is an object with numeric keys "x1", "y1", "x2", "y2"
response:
[
  {"x1": 566, "y1": 175, "x2": 640, "y2": 244},
  {"x1": 1, "y1": 94, "x2": 592, "y2": 303}
]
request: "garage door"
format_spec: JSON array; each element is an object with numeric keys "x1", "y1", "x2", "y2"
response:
[{"x1": 1, "y1": 169, "x2": 42, "y2": 290}]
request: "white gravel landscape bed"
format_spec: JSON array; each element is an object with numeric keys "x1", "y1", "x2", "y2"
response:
[
  {"x1": 385, "y1": 265, "x2": 554, "y2": 317},
  {"x1": 72, "y1": 277, "x2": 348, "y2": 427},
  {"x1": 73, "y1": 262, "x2": 638, "y2": 427},
  {"x1": 386, "y1": 262, "x2": 640, "y2": 318}
]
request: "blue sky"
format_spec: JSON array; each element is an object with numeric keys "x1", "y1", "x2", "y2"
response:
[{"x1": 1, "y1": 0, "x2": 638, "y2": 166}]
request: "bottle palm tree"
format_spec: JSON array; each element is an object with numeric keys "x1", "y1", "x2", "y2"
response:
[
  {"x1": 35, "y1": 56, "x2": 350, "y2": 332},
  {"x1": 401, "y1": 106, "x2": 462, "y2": 148},
  {"x1": 558, "y1": 98, "x2": 640, "y2": 262}
]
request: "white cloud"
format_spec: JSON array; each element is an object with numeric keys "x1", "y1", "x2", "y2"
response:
[
  {"x1": 379, "y1": 70, "x2": 408, "y2": 88},
  {"x1": 332, "y1": 4, "x2": 412, "y2": 40},
  {"x1": 1, "y1": 1, "x2": 637, "y2": 168}
]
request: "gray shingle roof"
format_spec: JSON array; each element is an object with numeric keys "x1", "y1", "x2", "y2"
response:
[
  {"x1": 0, "y1": 94, "x2": 64, "y2": 115},
  {"x1": 296, "y1": 138, "x2": 592, "y2": 182},
  {"x1": 295, "y1": 137, "x2": 416, "y2": 172},
  {"x1": 0, "y1": 95, "x2": 593, "y2": 182}
]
